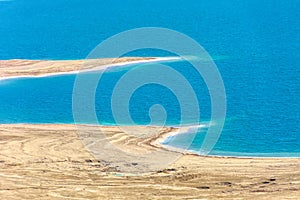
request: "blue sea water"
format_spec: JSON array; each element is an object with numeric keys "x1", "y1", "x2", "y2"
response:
[{"x1": 0, "y1": 0, "x2": 299, "y2": 156}]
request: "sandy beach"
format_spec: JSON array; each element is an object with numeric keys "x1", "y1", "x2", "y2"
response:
[
  {"x1": 0, "y1": 124, "x2": 300, "y2": 199},
  {"x1": 0, "y1": 58, "x2": 299, "y2": 199},
  {"x1": 0, "y1": 57, "x2": 181, "y2": 80}
]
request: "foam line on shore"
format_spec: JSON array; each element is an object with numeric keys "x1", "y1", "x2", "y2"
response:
[
  {"x1": 151, "y1": 124, "x2": 207, "y2": 155},
  {"x1": 0, "y1": 56, "x2": 182, "y2": 81}
]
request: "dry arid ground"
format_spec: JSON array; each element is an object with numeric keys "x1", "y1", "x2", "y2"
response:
[{"x1": 0, "y1": 124, "x2": 300, "y2": 199}]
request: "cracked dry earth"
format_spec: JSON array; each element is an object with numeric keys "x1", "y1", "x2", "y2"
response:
[{"x1": 0, "y1": 124, "x2": 300, "y2": 199}]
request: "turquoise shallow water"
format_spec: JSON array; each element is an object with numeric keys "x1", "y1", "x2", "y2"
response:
[{"x1": 0, "y1": 0, "x2": 299, "y2": 156}]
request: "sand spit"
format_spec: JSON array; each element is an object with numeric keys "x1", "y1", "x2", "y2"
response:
[{"x1": 0, "y1": 57, "x2": 181, "y2": 80}]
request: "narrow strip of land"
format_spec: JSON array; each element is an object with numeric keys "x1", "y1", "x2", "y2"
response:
[{"x1": 0, "y1": 57, "x2": 177, "y2": 79}]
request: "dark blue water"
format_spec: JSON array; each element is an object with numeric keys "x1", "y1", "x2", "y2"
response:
[{"x1": 0, "y1": 0, "x2": 299, "y2": 156}]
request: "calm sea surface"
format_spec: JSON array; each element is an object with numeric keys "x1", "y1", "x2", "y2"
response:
[{"x1": 0, "y1": 0, "x2": 299, "y2": 156}]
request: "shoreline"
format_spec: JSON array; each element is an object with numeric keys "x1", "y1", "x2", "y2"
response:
[
  {"x1": 1, "y1": 58, "x2": 300, "y2": 198},
  {"x1": 1, "y1": 54, "x2": 299, "y2": 159},
  {"x1": 1, "y1": 123, "x2": 300, "y2": 199},
  {"x1": 1, "y1": 122, "x2": 299, "y2": 159},
  {"x1": 1, "y1": 123, "x2": 300, "y2": 159},
  {"x1": 0, "y1": 56, "x2": 181, "y2": 81}
]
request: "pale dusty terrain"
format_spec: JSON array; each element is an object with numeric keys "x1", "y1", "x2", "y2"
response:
[{"x1": 0, "y1": 124, "x2": 300, "y2": 199}]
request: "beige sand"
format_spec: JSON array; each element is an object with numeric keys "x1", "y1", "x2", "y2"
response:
[
  {"x1": 0, "y1": 57, "x2": 157, "y2": 79},
  {"x1": 0, "y1": 124, "x2": 300, "y2": 199}
]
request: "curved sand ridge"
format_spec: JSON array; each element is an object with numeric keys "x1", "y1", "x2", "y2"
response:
[{"x1": 0, "y1": 124, "x2": 300, "y2": 199}]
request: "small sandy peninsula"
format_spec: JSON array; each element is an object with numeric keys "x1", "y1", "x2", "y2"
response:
[
  {"x1": 0, "y1": 58, "x2": 300, "y2": 199},
  {"x1": 0, "y1": 57, "x2": 160, "y2": 79}
]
